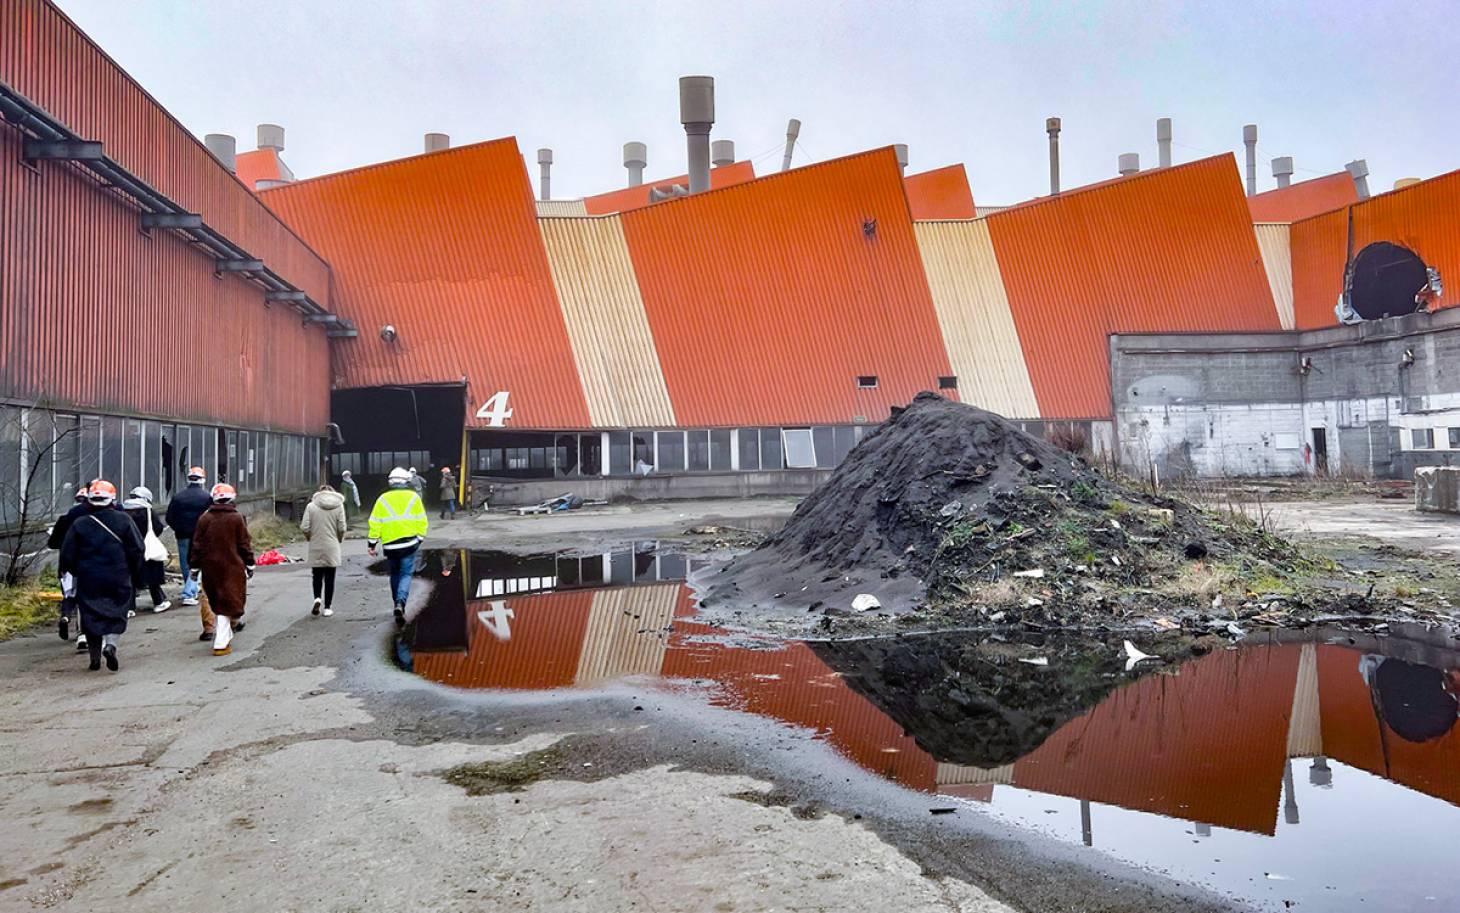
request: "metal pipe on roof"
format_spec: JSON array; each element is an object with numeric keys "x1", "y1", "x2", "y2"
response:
[
  {"x1": 204, "y1": 133, "x2": 236, "y2": 174},
  {"x1": 1046, "y1": 117, "x2": 1061, "y2": 195},
  {"x1": 1272, "y1": 156, "x2": 1294, "y2": 189},
  {"x1": 679, "y1": 75, "x2": 714, "y2": 194},
  {"x1": 781, "y1": 118, "x2": 800, "y2": 172},
  {"x1": 624, "y1": 141, "x2": 647, "y2": 186},
  {"x1": 1118, "y1": 152, "x2": 1140, "y2": 176},
  {"x1": 711, "y1": 139, "x2": 735, "y2": 168},
  {"x1": 424, "y1": 133, "x2": 450, "y2": 153},
  {"x1": 1243, "y1": 124, "x2": 1258, "y2": 196},
  {"x1": 1156, "y1": 117, "x2": 1172, "y2": 168},
  {"x1": 1346, "y1": 159, "x2": 1371, "y2": 200},
  {"x1": 257, "y1": 123, "x2": 285, "y2": 152},
  {"x1": 894, "y1": 144, "x2": 908, "y2": 174},
  {"x1": 537, "y1": 148, "x2": 553, "y2": 201}
]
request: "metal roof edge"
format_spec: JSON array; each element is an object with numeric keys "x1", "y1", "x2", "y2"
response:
[
  {"x1": 986, "y1": 153, "x2": 1239, "y2": 219},
  {"x1": 258, "y1": 136, "x2": 522, "y2": 196},
  {"x1": 1289, "y1": 165, "x2": 1460, "y2": 227}
]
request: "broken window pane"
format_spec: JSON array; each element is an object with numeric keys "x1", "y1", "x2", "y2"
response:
[{"x1": 782, "y1": 428, "x2": 815, "y2": 469}]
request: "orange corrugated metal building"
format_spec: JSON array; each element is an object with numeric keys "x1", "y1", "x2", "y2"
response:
[
  {"x1": 1247, "y1": 172, "x2": 1358, "y2": 224},
  {"x1": 582, "y1": 161, "x2": 756, "y2": 215},
  {"x1": 988, "y1": 155, "x2": 1281, "y2": 418},
  {"x1": 903, "y1": 164, "x2": 976, "y2": 220},
  {"x1": 235, "y1": 147, "x2": 287, "y2": 191}
]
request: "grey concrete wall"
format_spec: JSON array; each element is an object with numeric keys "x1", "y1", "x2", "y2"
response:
[
  {"x1": 475, "y1": 469, "x2": 836, "y2": 508},
  {"x1": 1416, "y1": 467, "x2": 1460, "y2": 513}
]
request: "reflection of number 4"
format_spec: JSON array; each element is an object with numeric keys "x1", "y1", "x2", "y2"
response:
[
  {"x1": 477, "y1": 600, "x2": 514, "y2": 641},
  {"x1": 475, "y1": 391, "x2": 513, "y2": 426}
]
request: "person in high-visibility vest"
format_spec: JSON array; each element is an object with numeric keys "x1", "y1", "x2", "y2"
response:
[{"x1": 368, "y1": 466, "x2": 430, "y2": 627}]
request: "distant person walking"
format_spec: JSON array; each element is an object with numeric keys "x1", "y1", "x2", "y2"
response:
[
  {"x1": 408, "y1": 467, "x2": 426, "y2": 498},
  {"x1": 191, "y1": 484, "x2": 255, "y2": 656},
  {"x1": 48, "y1": 486, "x2": 90, "y2": 650},
  {"x1": 439, "y1": 467, "x2": 457, "y2": 520},
  {"x1": 368, "y1": 467, "x2": 429, "y2": 628},
  {"x1": 59, "y1": 480, "x2": 143, "y2": 672},
  {"x1": 122, "y1": 487, "x2": 171, "y2": 613},
  {"x1": 300, "y1": 484, "x2": 347, "y2": 617},
  {"x1": 166, "y1": 468, "x2": 212, "y2": 636},
  {"x1": 339, "y1": 470, "x2": 361, "y2": 521}
]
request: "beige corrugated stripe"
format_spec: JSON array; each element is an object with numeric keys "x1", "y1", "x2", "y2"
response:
[
  {"x1": 574, "y1": 584, "x2": 680, "y2": 684},
  {"x1": 914, "y1": 221, "x2": 1041, "y2": 418},
  {"x1": 1255, "y1": 222, "x2": 1295, "y2": 330},
  {"x1": 537, "y1": 199, "x2": 588, "y2": 217},
  {"x1": 935, "y1": 762, "x2": 1015, "y2": 786},
  {"x1": 540, "y1": 217, "x2": 677, "y2": 427},
  {"x1": 1286, "y1": 642, "x2": 1323, "y2": 758}
]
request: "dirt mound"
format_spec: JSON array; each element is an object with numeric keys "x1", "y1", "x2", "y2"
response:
[{"x1": 706, "y1": 393, "x2": 1297, "y2": 627}]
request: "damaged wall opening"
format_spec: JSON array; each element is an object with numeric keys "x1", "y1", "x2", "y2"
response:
[
  {"x1": 329, "y1": 384, "x2": 466, "y2": 504},
  {"x1": 1347, "y1": 241, "x2": 1431, "y2": 320}
]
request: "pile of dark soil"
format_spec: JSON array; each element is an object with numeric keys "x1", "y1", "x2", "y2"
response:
[{"x1": 706, "y1": 393, "x2": 1304, "y2": 629}]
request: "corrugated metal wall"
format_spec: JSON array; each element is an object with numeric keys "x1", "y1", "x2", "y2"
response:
[
  {"x1": 1289, "y1": 208, "x2": 1348, "y2": 329},
  {"x1": 536, "y1": 199, "x2": 588, "y2": 217},
  {"x1": 914, "y1": 221, "x2": 1041, "y2": 418},
  {"x1": 1254, "y1": 223, "x2": 1296, "y2": 330},
  {"x1": 539, "y1": 217, "x2": 677, "y2": 428},
  {"x1": 262, "y1": 140, "x2": 592, "y2": 429},
  {"x1": 583, "y1": 161, "x2": 756, "y2": 215},
  {"x1": 1247, "y1": 172, "x2": 1357, "y2": 224},
  {"x1": 903, "y1": 165, "x2": 976, "y2": 220},
  {"x1": 574, "y1": 584, "x2": 679, "y2": 684},
  {"x1": 0, "y1": 124, "x2": 328, "y2": 433},
  {"x1": 987, "y1": 155, "x2": 1280, "y2": 419},
  {"x1": 620, "y1": 147, "x2": 956, "y2": 427}
]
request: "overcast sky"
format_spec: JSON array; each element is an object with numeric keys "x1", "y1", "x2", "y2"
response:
[{"x1": 56, "y1": 0, "x2": 1458, "y2": 204}]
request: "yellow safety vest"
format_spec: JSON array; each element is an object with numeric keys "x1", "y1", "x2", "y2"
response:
[{"x1": 368, "y1": 487, "x2": 428, "y2": 548}]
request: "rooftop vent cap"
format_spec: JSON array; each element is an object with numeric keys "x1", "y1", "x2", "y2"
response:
[
  {"x1": 204, "y1": 133, "x2": 237, "y2": 174},
  {"x1": 424, "y1": 133, "x2": 450, "y2": 153},
  {"x1": 257, "y1": 123, "x2": 285, "y2": 152}
]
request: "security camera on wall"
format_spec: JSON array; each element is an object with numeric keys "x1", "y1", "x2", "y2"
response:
[{"x1": 380, "y1": 324, "x2": 397, "y2": 343}]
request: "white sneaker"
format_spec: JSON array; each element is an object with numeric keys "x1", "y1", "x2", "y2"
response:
[
  {"x1": 152, "y1": 601, "x2": 172, "y2": 614},
  {"x1": 75, "y1": 633, "x2": 88, "y2": 652},
  {"x1": 311, "y1": 597, "x2": 322, "y2": 617},
  {"x1": 321, "y1": 608, "x2": 334, "y2": 617},
  {"x1": 181, "y1": 597, "x2": 199, "y2": 607},
  {"x1": 126, "y1": 609, "x2": 136, "y2": 618}
]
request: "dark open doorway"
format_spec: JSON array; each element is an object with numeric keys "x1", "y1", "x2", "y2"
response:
[
  {"x1": 1312, "y1": 428, "x2": 1329, "y2": 475},
  {"x1": 329, "y1": 384, "x2": 466, "y2": 506}
]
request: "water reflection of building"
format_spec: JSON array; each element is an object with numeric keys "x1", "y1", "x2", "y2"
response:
[{"x1": 406, "y1": 567, "x2": 1460, "y2": 835}]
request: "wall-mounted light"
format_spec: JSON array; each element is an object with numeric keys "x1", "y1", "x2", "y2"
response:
[
  {"x1": 380, "y1": 324, "x2": 397, "y2": 343},
  {"x1": 1401, "y1": 347, "x2": 1416, "y2": 367},
  {"x1": 1298, "y1": 356, "x2": 1314, "y2": 375}
]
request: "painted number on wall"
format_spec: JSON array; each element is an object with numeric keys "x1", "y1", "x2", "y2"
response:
[
  {"x1": 477, "y1": 600, "x2": 514, "y2": 642},
  {"x1": 475, "y1": 391, "x2": 513, "y2": 427}
]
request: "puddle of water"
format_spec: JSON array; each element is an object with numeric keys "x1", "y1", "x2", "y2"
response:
[{"x1": 398, "y1": 546, "x2": 1460, "y2": 912}]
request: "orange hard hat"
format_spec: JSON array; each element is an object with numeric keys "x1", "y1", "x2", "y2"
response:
[
  {"x1": 210, "y1": 483, "x2": 237, "y2": 502},
  {"x1": 87, "y1": 479, "x2": 118, "y2": 505},
  {"x1": 187, "y1": 466, "x2": 206, "y2": 480}
]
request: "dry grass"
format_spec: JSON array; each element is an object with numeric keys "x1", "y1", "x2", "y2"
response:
[
  {"x1": 0, "y1": 571, "x2": 61, "y2": 641},
  {"x1": 247, "y1": 513, "x2": 302, "y2": 552},
  {"x1": 1169, "y1": 562, "x2": 1238, "y2": 600}
]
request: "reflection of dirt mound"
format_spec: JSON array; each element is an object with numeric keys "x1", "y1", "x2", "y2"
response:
[
  {"x1": 709, "y1": 393, "x2": 1288, "y2": 624},
  {"x1": 811, "y1": 633, "x2": 1168, "y2": 768}
]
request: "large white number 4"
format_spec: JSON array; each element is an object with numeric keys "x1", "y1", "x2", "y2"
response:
[{"x1": 475, "y1": 391, "x2": 513, "y2": 427}]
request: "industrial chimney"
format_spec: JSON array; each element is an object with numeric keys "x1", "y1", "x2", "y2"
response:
[
  {"x1": 893, "y1": 144, "x2": 909, "y2": 174},
  {"x1": 257, "y1": 123, "x2": 285, "y2": 153},
  {"x1": 204, "y1": 133, "x2": 237, "y2": 174},
  {"x1": 1046, "y1": 117, "x2": 1061, "y2": 195},
  {"x1": 1118, "y1": 152, "x2": 1140, "y2": 176},
  {"x1": 1156, "y1": 117, "x2": 1172, "y2": 168},
  {"x1": 1243, "y1": 124, "x2": 1258, "y2": 196},
  {"x1": 537, "y1": 148, "x2": 553, "y2": 201},
  {"x1": 624, "y1": 142, "x2": 647, "y2": 187},
  {"x1": 679, "y1": 76, "x2": 714, "y2": 194},
  {"x1": 711, "y1": 139, "x2": 735, "y2": 168},
  {"x1": 424, "y1": 133, "x2": 450, "y2": 153},
  {"x1": 781, "y1": 118, "x2": 800, "y2": 172},
  {"x1": 1272, "y1": 156, "x2": 1294, "y2": 189},
  {"x1": 1346, "y1": 159, "x2": 1371, "y2": 200}
]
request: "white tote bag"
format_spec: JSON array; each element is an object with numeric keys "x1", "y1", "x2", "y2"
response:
[{"x1": 142, "y1": 516, "x2": 168, "y2": 563}]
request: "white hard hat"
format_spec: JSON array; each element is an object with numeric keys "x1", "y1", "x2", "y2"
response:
[
  {"x1": 388, "y1": 467, "x2": 411, "y2": 485},
  {"x1": 129, "y1": 486, "x2": 154, "y2": 504}
]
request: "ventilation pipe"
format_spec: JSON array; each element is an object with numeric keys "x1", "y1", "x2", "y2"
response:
[
  {"x1": 893, "y1": 144, "x2": 909, "y2": 174},
  {"x1": 257, "y1": 123, "x2": 285, "y2": 152},
  {"x1": 424, "y1": 133, "x2": 450, "y2": 153},
  {"x1": 780, "y1": 118, "x2": 800, "y2": 172},
  {"x1": 204, "y1": 133, "x2": 236, "y2": 174},
  {"x1": 679, "y1": 75, "x2": 714, "y2": 194},
  {"x1": 1243, "y1": 124, "x2": 1258, "y2": 196},
  {"x1": 1346, "y1": 159, "x2": 1371, "y2": 200},
  {"x1": 623, "y1": 142, "x2": 647, "y2": 187},
  {"x1": 711, "y1": 139, "x2": 735, "y2": 168},
  {"x1": 1046, "y1": 117, "x2": 1061, "y2": 195},
  {"x1": 1118, "y1": 152, "x2": 1140, "y2": 176},
  {"x1": 1156, "y1": 117, "x2": 1172, "y2": 168},
  {"x1": 1272, "y1": 156, "x2": 1294, "y2": 189},
  {"x1": 536, "y1": 148, "x2": 553, "y2": 201}
]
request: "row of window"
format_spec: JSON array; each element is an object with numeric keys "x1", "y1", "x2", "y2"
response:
[
  {"x1": 1409, "y1": 428, "x2": 1460, "y2": 451},
  {"x1": 331, "y1": 450, "x2": 432, "y2": 478},
  {"x1": 0, "y1": 404, "x2": 322, "y2": 525}
]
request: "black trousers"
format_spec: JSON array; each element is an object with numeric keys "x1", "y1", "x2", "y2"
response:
[{"x1": 311, "y1": 567, "x2": 337, "y2": 607}]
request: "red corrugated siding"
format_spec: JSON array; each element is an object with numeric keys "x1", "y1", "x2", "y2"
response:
[
  {"x1": 904, "y1": 164, "x2": 976, "y2": 220},
  {"x1": 582, "y1": 161, "x2": 756, "y2": 215},
  {"x1": 987, "y1": 155, "x2": 1280, "y2": 419},
  {"x1": 620, "y1": 147, "x2": 955, "y2": 426},
  {"x1": 1247, "y1": 172, "x2": 1358, "y2": 223},
  {"x1": 412, "y1": 590, "x2": 595, "y2": 689},
  {"x1": 0, "y1": 0, "x2": 331, "y2": 305},
  {"x1": 235, "y1": 148, "x2": 282, "y2": 192},
  {"x1": 0, "y1": 125, "x2": 328, "y2": 433},
  {"x1": 1291, "y1": 170, "x2": 1460, "y2": 330},
  {"x1": 262, "y1": 140, "x2": 592, "y2": 428}
]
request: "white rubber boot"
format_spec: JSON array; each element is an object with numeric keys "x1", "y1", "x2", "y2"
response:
[{"x1": 212, "y1": 616, "x2": 234, "y2": 656}]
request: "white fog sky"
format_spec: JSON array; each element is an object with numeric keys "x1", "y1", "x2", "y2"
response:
[{"x1": 56, "y1": 0, "x2": 1459, "y2": 203}]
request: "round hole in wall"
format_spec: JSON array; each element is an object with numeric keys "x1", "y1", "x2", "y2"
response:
[{"x1": 1347, "y1": 242, "x2": 1429, "y2": 320}]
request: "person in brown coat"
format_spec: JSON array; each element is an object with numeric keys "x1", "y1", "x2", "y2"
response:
[{"x1": 190, "y1": 483, "x2": 255, "y2": 656}]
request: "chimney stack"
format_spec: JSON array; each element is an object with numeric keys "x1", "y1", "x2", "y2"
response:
[
  {"x1": 1272, "y1": 156, "x2": 1294, "y2": 189},
  {"x1": 204, "y1": 133, "x2": 237, "y2": 174},
  {"x1": 711, "y1": 139, "x2": 735, "y2": 168},
  {"x1": 893, "y1": 144, "x2": 909, "y2": 174},
  {"x1": 623, "y1": 142, "x2": 647, "y2": 187},
  {"x1": 424, "y1": 133, "x2": 450, "y2": 153},
  {"x1": 679, "y1": 75, "x2": 714, "y2": 194},
  {"x1": 536, "y1": 148, "x2": 553, "y2": 201},
  {"x1": 781, "y1": 118, "x2": 800, "y2": 172},
  {"x1": 1046, "y1": 117, "x2": 1061, "y2": 195},
  {"x1": 1156, "y1": 117, "x2": 1172, "y2": 168},
  {"x1": 1346, "y1": 159, "x2": 1371, "y2": 200},
  {"x1": 1118, "y1": 152, "x2": 1140, "y2": 176},
  {"x1": 257, "y1": 123, "x2": 285, "y2": 153},
  {"x1": 1243, "y1": 124, "x2": 1258, "y2": 196}
]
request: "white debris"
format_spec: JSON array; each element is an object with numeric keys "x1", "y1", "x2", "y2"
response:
[
  {"x1": 1111, "y1": 555, "x2": 1122, "y2": 567},
  {"x1": 1226, "y1": 622, "x2": 1245, "y2": 638},
  {"x1": 1211, "y1": 594, "x2": 1223, "y2": 611},
  {"x1": 1013, "y1": 569, "x2": 1045, "y2": 579},
  {"x1": 851, "y1": 593, "x2": 881, "y2": 612},
  {"x1": 1025, "y1": 597, "x2": 1044, "y2": 607},
  {"x1": 1018, "y1": 657, "x2": 1050, "y2": 667},
  {"x1": 1123, "y1": 640, "x2": 1157, "y2": 671}
]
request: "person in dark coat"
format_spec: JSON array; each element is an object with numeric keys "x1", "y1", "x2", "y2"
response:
[
  {"x1": 190, "y1": 483, "x2": 255, "y2": 656},
  {"x1": 122, "y1": 486, "x2": 171, "y2": 613},
  {"x1": 48, "y1": 486, "x2": 89, "y2": 647},
  {"x1": 58, "y1": 480, "x2": 143, "y2": 672}
]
